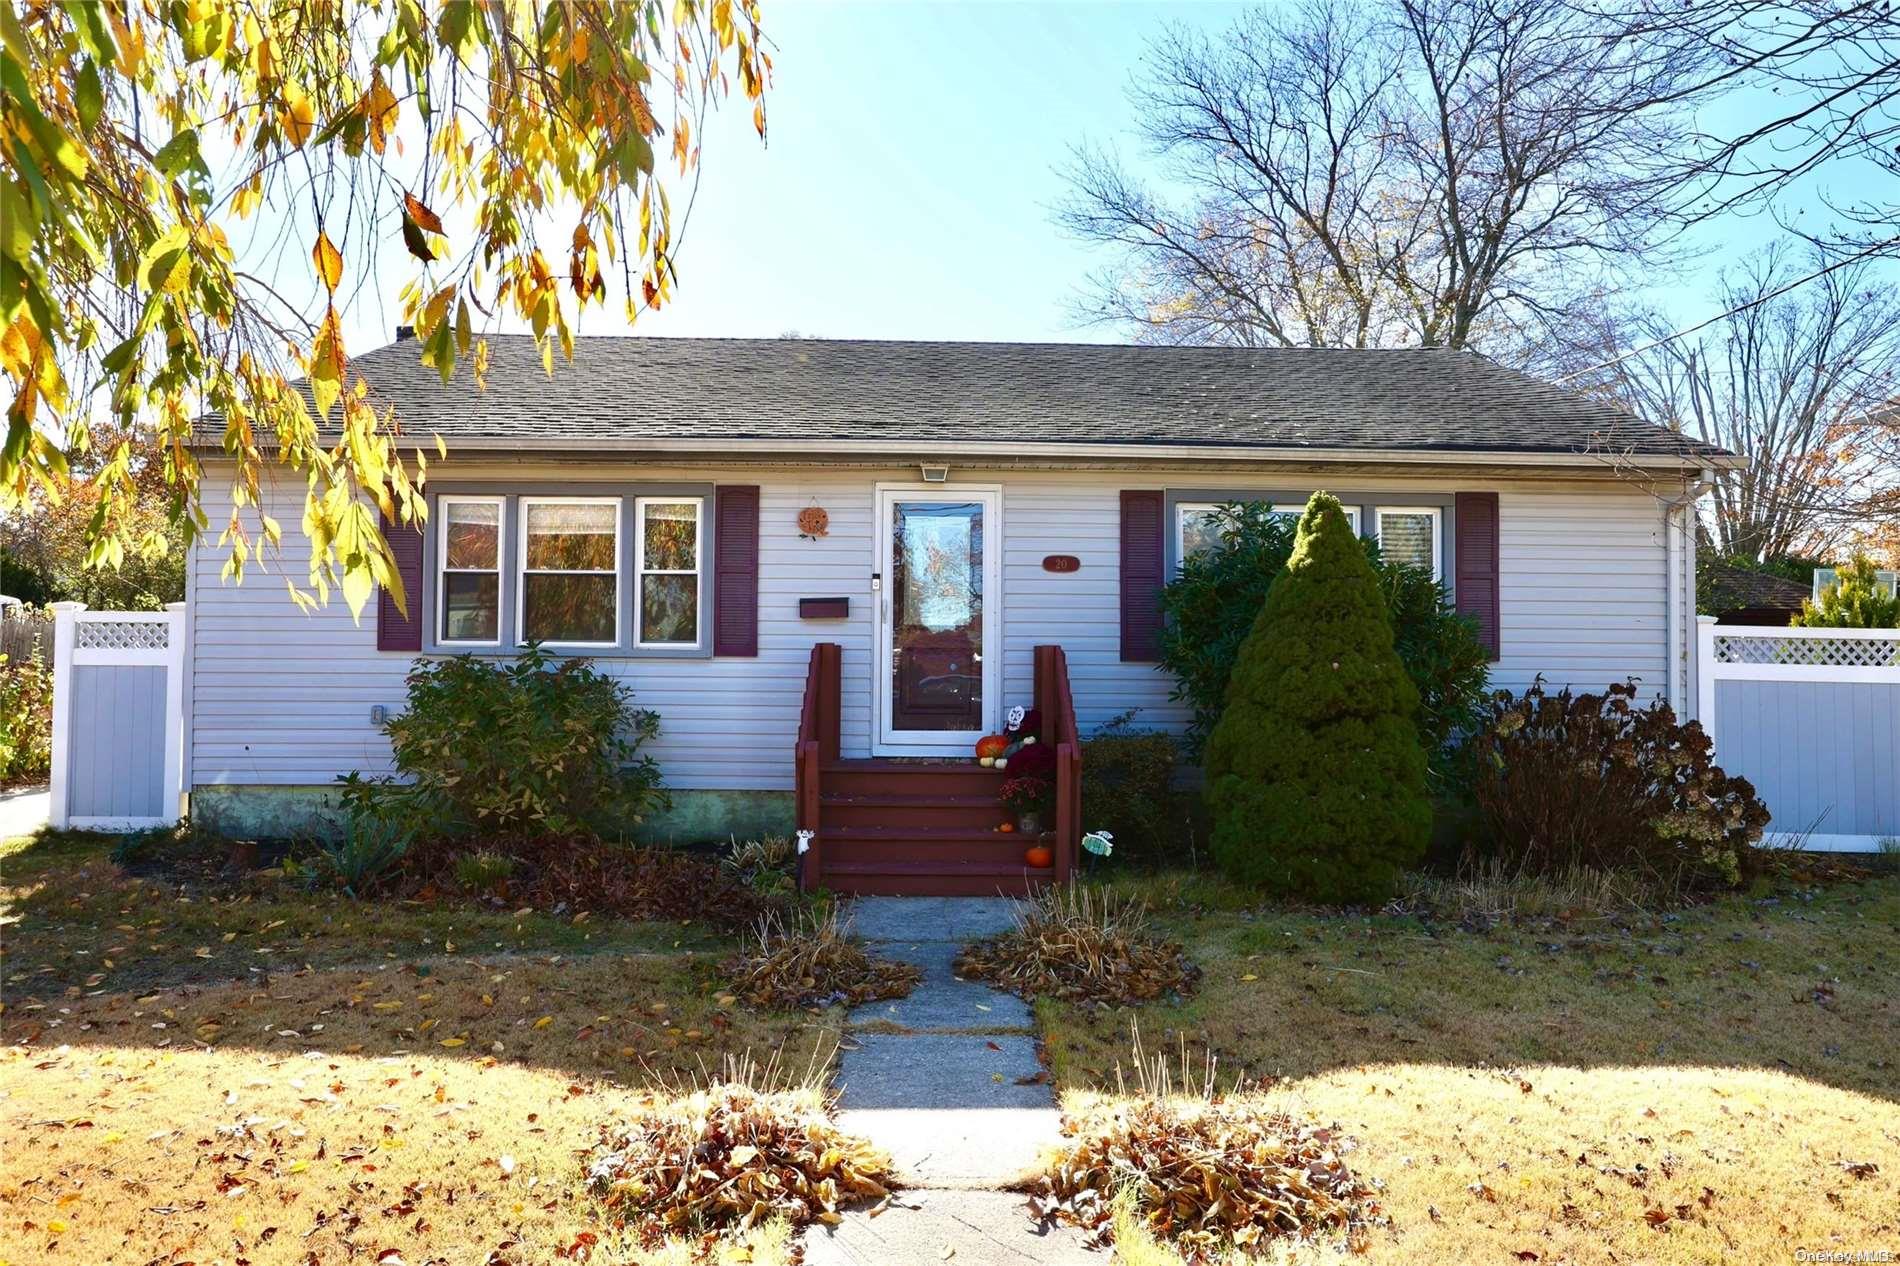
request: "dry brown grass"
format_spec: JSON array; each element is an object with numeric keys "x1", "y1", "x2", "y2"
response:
[
  {"x1": 721, "y1": 906, "x2": 921, "y2": 1010},
  {"x1": 1068, "y1": 1064, "x2": 1898, "y2": 1265},
  {"x1": 1391, "y1": 856, "x2": 1664, "y2": 923},
  {"x1": 0, "y1": 833, "x2": 843, "y2": 1263},
  {"x1": 956, "y1": 886, "x2": 1200, "y2": 1007},
  {"x1": 1039, "y1": 871, "x2": 1900, "y2": 1263}
]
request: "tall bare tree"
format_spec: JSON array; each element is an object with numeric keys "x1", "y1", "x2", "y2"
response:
[
  {"x1": 1604, "y1": 0, "x2": 1900, "y2": 245},
  {"x1": 1575, "y1": 247, "x2": 1900, "y2": 559},
  {"x1": 1059, "y1": 0, "x2": 1716, "y2": 362}
]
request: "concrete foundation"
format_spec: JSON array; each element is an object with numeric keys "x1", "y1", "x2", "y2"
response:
[{"x1": 188, "y1": 784, "x2": 795, "y2": 844}]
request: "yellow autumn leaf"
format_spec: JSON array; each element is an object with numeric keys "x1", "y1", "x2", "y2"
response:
[
  {"x1": 1241, "y1": 974, "x2": 1259, "y2": 982},
  {"x1": 533, "y1": 1015, "x2": 553, "y2": 1029},
  {"x1": 280, "y1": 82, "x2": 314, "y2": 146},
  {"x1": 313, "y1": 232, "x2": 343, "y2": 292},
  {"x1": 373, "y1": 1000, "x2": 403, "y2": 1012},
  {"x1": 47, "y1": 1220, "x2": 67, "y2": 1234},
  {"x1": 440, "y1": 1037, "x2": 466, "y2": 1048},
  {"x1": 287, "y1": 1159, "x2": 308, "y2": 1174}
]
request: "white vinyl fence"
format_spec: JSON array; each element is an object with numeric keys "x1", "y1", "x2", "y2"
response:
[
  {"x1": 49, "y1": 602, "x2": 188, "y2": 831},
  {"x1": 1697, "y1": 616, "x2": 1900, "y2": 852}
]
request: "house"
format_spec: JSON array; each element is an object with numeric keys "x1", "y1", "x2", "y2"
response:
[
  {"x1": 184, "y1": 336, "x2": 1730, "y2": 892},
  {"x1": 1703, "y1": 561, "x2": 1811, "y2": 626}
]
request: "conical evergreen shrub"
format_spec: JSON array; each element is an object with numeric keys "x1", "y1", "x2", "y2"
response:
[{"x1": 1204, "y1": 492, "x2": 1431, "y2": 902}]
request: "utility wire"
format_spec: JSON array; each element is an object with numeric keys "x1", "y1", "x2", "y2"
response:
[{"x1": 1554, "y1": 236, "x2": 1900, "y2": 384}]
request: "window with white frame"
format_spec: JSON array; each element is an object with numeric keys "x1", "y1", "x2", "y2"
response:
[
  {"x1": 636, "y1": 498, "x2": 702, "y2": 645},
  {"x1": 519, "y1": 498, "x2": 620, "y2": 645},
  {"x1": 1375, "y1": 506, "x2": 1442, "y2": 579},
  {"x1": 437, "y1": 497, "x2": 503, "y2": 644},
  {"x1": 1176, "y1": 500, "x2": 1361, "y2": 562},
  {"x1": 1811, "y1": 567, "x2": 1898, "y2": 600}
]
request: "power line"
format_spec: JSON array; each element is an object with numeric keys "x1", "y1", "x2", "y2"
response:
[{"x1": 1554, "y1": 236, "x2": 1900, "y2": 384}]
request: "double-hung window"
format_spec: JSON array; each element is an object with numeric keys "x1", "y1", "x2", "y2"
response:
[
  {"x1": 636, "y1": 498, "x2": 702, "y2": 646},
  {"x1": 1375, "y1": 506, "x2": 1442, "y2": 579},
  {"x1": 428, "y1": 491, "x2": 713, "y2": 653},
  {"x1": 438, "y1": 497, "x2": 503, "y2": 645},
  {"x1": 519, "y1": 497, "x2": 621, "y2": 647}
]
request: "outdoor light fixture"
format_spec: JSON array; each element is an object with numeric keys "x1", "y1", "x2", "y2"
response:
[{"x1": 919, "y1": 463, "x2": 950, "y2": 482}]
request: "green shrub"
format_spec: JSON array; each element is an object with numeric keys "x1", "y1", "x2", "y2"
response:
[
  {"x1": 1079, "y1": 712, "x2": 1184, "y2": 866},
  {"x1": 1204, "y1": 493, "x2": 1432, "y2": 903},
  {"x1": 1466, "y1": 679, "x2": 1770, "y2": 893},
  {"x1": 1158, "y1": 500, "x2": 1487, "y2": 785},
  {"x1": 320, "y1": 814, "x2": 413, "y2": 896},
  {"x1": 339, "y1": 646, "x2": 667, "y2": 844},
  {"x1": 0, "y1": 650, "x2": 53, "y2": 785},
  {"x1": 1794, "y1": 554, "x2": 1899, "y2": 629}
]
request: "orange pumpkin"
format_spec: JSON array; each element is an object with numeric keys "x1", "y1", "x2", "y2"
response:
[
  {"x1": 974, "y1": 733, "x2": 1010, "y2": 766},
  {"x1": 1023, "y1": 845, "x2": 1054, "y2": 869},
  {"x1": 997, "y1": 821, "x2": 1015, "y2": 833}
]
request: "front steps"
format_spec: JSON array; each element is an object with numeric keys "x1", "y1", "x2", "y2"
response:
[{"x1": 812, "y1": 760, "x2": 1054, "y2": 896}]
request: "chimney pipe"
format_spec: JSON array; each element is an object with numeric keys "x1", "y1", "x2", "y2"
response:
[{"x1": 394, "y1": 324, "x2": 415, "y2": 342}]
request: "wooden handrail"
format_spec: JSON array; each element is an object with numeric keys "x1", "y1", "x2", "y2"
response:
[
  {"x1": 1033, "y1": 644, "x2": 1082, "y2": 886},
  {"x1": 795, "y1": 643, "x2": 842, "y2": 890}
]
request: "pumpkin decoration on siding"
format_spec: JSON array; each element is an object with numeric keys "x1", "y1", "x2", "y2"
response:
[
  {"x1": 1023, "y1": 844, "x2": 1053, "y2": 869},
  {"x1": 974, "y1": 734, "x2": 1010, "y2": 766}
]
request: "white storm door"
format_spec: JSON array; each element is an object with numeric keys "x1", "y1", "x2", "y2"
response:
[{"x1": 873, "y1": 485, "x2": 1003, "y2": 755}]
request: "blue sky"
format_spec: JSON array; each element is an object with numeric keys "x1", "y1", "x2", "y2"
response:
[
  {"x1": 317, "y1": 1, "x2": 1871, "y2": 353},
  {"x1": 592, "y1": 1, "x2": 1200, "y2": 343}
]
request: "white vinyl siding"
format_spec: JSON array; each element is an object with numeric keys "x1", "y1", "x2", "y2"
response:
[{"x1": 187, "y1": 464, "x2": 1688, "y2": 795}]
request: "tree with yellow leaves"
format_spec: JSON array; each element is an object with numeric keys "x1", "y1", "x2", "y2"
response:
[{"x1": 1, "y1": 0, "x2": 769, "y2": 616}]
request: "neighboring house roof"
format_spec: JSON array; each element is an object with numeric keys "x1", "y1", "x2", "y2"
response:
[
  {"x1": 1705, "y1": 562, "x2": 1811, "y2": 615},
  {"x1": 213, "y1": 335, "x2": 1732, "y2": 465}
]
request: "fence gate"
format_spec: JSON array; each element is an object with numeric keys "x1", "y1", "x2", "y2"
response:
[
  {"x1": 1697, "y1": 616, "x2": 1900, "y2": 852},
  {"x1": 49, "y1": 603, "x2": 187, "y2": 831}
]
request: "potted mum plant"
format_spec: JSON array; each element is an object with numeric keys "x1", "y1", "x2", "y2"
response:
[{"x1": 999, "y1": 774, "x2": 1054, "y2": 836}]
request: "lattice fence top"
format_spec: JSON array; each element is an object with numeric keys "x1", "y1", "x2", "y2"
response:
[
  {"x1": 74, "y1": 618, "x2": 171, "y2": 651},
  {"x1": 1713, "y1": 632, "x2": 1900, "y2": 667}
]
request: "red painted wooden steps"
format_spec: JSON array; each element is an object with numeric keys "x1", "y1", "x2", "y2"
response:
[{"x1": 794, "y1": 643, "x2": 1080, "y2": 897}]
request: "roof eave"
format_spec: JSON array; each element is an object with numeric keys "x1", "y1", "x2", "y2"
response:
[{"x1": 320, "y1": 433, "x2": 1739, "y2": 470}]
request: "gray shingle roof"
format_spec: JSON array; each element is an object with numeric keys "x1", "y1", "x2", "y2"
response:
[
  {"x1": 250, "y1": 335, "x2": 1723, "y2": 461},
  {"x1": 1705, "y1": 562, "x2": 1811, "y2": 614}
]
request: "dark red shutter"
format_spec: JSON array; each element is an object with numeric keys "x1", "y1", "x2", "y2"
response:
[
  {"x1": 1120, "y1": 490, "x2": 1166, "y2": 662},
  {"x1": 713, "y1": 485, "x2": 760, "y2": 657},
  {"x1": 1455, "y1": 492, "x2": 1501, "y2": 661},
  {"x1": 378, "y1": 509, "x2": 426, "y2": 652}
]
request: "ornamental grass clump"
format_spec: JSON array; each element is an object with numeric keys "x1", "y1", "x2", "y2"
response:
[
  {"x1": 1033, "y1": 1033, "x2": 1384, "y2": 1261},
  {"x1": 722, "y1": 905, "x2": 921, "y2": 1009},
  {"x1": 1204, "y1": 491, "x2": 1432, "y2": 903},
  {"x1": 584, "y1": 1057, "x2": 894, "y2": 1237},
  {"x1": 954, "y1": 886, "x2": 1199, "y2": 1007}
]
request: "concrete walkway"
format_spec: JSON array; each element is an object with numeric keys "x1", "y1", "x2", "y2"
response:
[
  {"x1": 803, "y1": 896, "x2": 1097, "y2": 1265},
  {"x1": 0, "y1": 785, "x2": 48, "y2": 841}
]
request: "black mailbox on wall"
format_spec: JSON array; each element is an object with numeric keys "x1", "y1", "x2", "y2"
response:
[{"x1": 799, "y1": 597, "x2": 850, "y2": 619}]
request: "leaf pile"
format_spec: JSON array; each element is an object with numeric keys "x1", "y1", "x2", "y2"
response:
[
  {"x1": 722, "y1": 906, "x2": 921, "y2": 1009},
  {"x1": 1034, "y1": 1093, "x2": 1384, "y2": 1260},
  {"x1": 954, "y1": 887, "x2": 1200, "y2": 1007},
  {"x1": 403, "y1": 836, "x2": 774, "y2": 932},
  {"x1": 584, "y1": 1079, "x2": 894, "y2": 1236}
]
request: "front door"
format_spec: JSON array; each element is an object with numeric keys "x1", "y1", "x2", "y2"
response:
[{"x1": 874, "y1": 485, "x2": 1002, "y2": 755}]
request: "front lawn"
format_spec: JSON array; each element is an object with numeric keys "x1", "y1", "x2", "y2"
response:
[
  {"x1": 0, "y1": 829, "x2": 834, "y2": 1263},
  {"x1": 1039, "y1": 869, "x2": 1900, "y2": 1263}
]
